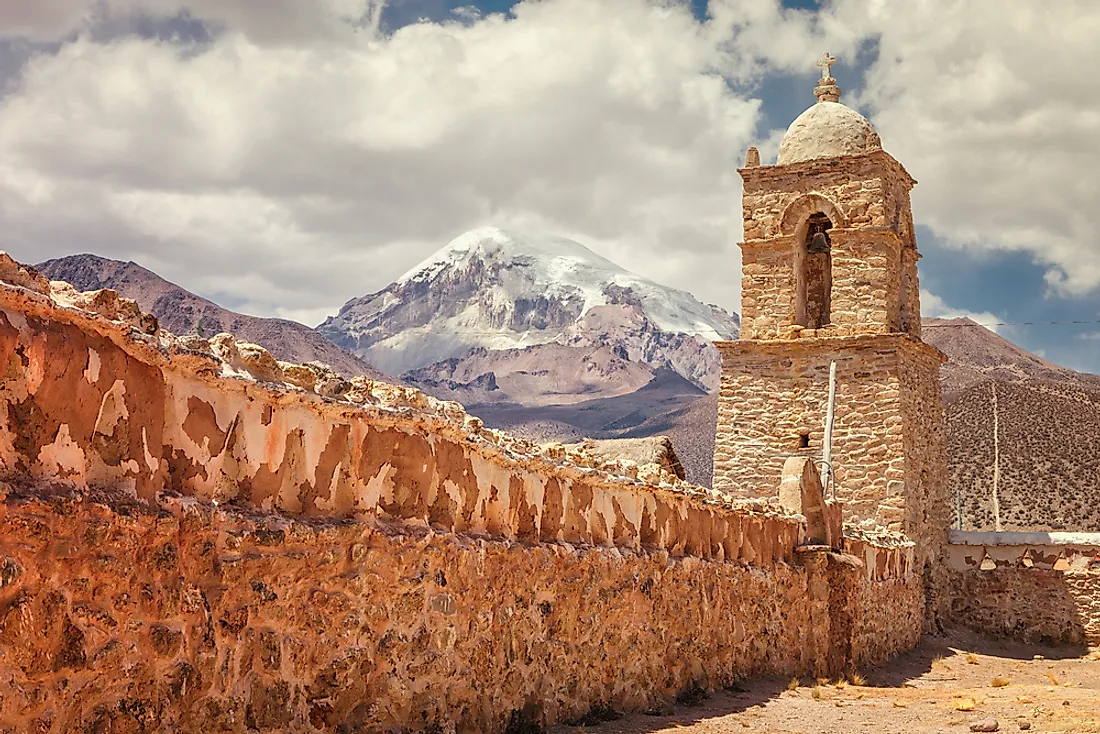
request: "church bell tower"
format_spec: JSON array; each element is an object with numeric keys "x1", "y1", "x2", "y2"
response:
[{"x1": 713, "y1": 54, "x2": 948, "y2": 568}]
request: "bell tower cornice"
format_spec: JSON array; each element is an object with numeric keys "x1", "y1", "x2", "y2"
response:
[{"x1": 739, "y1": 149, "x2": 916, "y2": 188}]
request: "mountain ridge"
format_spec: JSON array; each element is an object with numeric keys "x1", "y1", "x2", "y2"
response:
[
  {"x1": 317, "y1": 226, "x2": 739, "y2": 384},
  {"x1": 38, "y1": 242, "x2": 1100, "y2": 532},
  {"x1": 36, "y1": 253, "x2": 388, "y2": 381}
]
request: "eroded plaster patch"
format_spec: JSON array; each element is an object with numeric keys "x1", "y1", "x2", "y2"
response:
[
  {"x1": 37, "y1": 423, "x2": 86, "y2": 477},
  {"x1": 84, "y1": 348, "x2": 100, "y2": 384},
  {"x1": 93, "y1": 380, "x2": 129, "y2": 437},
  {"x1": 24, "y1": 334, "x2": 46, "y2": 395},
  {"x1": 141, "y1": 427, "x2": 158, "y2": 474}
]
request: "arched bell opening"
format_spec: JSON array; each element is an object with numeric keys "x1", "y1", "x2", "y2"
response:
[{"x1": 794, "y1": 212, "x2": 833, "y2": 329}]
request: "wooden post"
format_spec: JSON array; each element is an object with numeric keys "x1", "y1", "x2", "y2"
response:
[{"x1": 821, "y1": 361, "x2": 837, "y2": 493}]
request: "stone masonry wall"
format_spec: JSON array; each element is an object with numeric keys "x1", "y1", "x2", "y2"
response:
[
  {"x1": 947, "y1": 534, "x2": 1100, "y2": 645},
  {"x1": 713, "y1": 334, "x2": 944, "y2": 555},
  {"x1": 899, "y1": 345, "x2": 951, "y2": 605},
  {"x1": 0, "y1": 485, "x2": 800, "y2": 734},
  {"x1": 841, "y1": 536, "x2": 923, "y2": 669},
  {"x1": 0, "y1": 485, "x2": 919, "y2": 734},
  {"x1": 739, "y1": 151, "x2": 920, "y2": 341},
  {"x1": 0, "y1": 258, "x2": 924, "y2": 731}
]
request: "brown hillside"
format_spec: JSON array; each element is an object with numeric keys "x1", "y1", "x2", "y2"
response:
[
  {"x1": 947, "y1": 377, "x2": 1100, "y2": 531},
  {"x1": 922, "y1": 316, "x2": 1098, "y2": 395},
  {"x1": 646, "y1": 320, "x2": 1100, "y2": 531},
  {"x1": 37, "y1": 254, "x2": 388, "y2": 381},
  {"x1": 923, "y1": 318, "x2": 1100, "y2": 530}
]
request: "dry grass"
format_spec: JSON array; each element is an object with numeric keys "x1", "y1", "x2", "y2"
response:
[
  {"x1": 786, "y1": 677, "x2": 800, "y2": 692},
  {"x1": 848, "y1": 672, "x2": 867, "y2": 687}
]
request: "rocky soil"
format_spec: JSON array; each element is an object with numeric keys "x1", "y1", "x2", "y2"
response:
[
  {"x1": 547, "y1": 630, "x2": 1100, "y2": 734},
  {"x1": 924, "y1": 319, "x2": 1100, "y2": 531}
]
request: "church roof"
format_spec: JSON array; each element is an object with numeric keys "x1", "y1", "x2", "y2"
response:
[
  {"x1": 775, "y1": 52, "x2": 879, "y2": 165},
  {"x1": 777, "y1": 101, "x2": 877, "y2": 164}
]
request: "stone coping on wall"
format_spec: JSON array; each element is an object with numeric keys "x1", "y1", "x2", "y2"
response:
[
  {"x1": 714, "y1": 332, "x2": 947, "y2": 365},
  {"x1": 843, "y1": 536, "x2": 915, "y2": 582},
  {"x1": 0, "y1": 253, "x2": 718, "y2": 496},
  {"x1": 947, "y1": 534, "x2": 1100, "y2": 573},
  {"x1": 949, "y1": 530, "x2": 1100, "y2": 547}
]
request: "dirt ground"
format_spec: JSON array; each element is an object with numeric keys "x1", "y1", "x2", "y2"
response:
[{"x1": 547, "y1": 630, "x2": 1100, "y2": 734}]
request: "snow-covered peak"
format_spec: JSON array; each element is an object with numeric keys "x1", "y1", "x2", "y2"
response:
[
  {"x1": 317, "y1": 227, "x2": 739, "y2": 379},
  {"x1": 397, "y1": 227, "x2": 735, "y2": 340},
  {"x1": 399, "y1": 227, "x2": 623, "y2": 285}
]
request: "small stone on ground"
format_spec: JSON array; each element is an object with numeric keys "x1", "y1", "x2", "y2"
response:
[{"x1": 548, "y1": 631, "x2": 1100, "y2": 734}]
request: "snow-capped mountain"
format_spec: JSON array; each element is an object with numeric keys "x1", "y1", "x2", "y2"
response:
[{"x1": 317, "y1": 227, "x2": 739, "y2": 385}]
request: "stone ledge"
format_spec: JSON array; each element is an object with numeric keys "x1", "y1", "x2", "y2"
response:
[
  {"x1": 738, "y1": 148, "x2": 916, "y2": 186},
  {"x1": 714, "y1": 332, "x2": 947, "y2": 365},
  {"x1": 949, "y1": 530, "x2": 1100, "y2": 548}
]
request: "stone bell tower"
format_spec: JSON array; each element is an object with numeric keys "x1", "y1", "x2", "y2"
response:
[{"x1": 712, "y1": 53, "x2": 948, "y2": 568}]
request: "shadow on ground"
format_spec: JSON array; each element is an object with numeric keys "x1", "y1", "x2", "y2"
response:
[
  {"x1": 545, "y1": 678, "x2": 791, "y2": 734},
  {"x1": 866, "y1": 627, "x2": 1088, "y2": 689},
  {"x1": 545, "y1": 628, "x2": 1095, "y2": 734}
]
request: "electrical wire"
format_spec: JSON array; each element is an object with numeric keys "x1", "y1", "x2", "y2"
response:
[{"x1": 365, "y1": 320, "x2": 1100, "y2": 338}]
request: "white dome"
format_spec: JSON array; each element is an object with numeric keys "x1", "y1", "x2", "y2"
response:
[{"x1": 776, "y1": 101, "x2": 877, "y2": 165}]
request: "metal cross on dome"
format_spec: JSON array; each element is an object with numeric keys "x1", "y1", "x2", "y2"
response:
[{"x1": 816, "y1": 51, "x2": 836, "y2": 80}]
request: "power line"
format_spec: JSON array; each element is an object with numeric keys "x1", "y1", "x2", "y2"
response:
[
  {"x1": 365, "y1": 320, "x2": 1100, "y2": 337},
  {"x1": 922, "y1": 320, "x2": 1100, "y2": 328}
]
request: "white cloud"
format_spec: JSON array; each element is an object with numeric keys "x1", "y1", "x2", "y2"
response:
[
  {"x1": 0, "y1": 0, "x2": 387, "y2": 44},
  {"x1": 825, "y1": 0, "x2": 1100, "y2": 296},
  {"x1": 2, "y1": 0, "x2": 1097, "y2": 335},
  {"x1": 0, "y1": 0, "x2": 772, "y2": 324},
  {"x1": 920, "y1": 290, "x2": 1001, "y2": 333}
]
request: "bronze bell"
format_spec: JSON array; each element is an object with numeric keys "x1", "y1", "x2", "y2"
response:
[{"x1": 807, "y1": 230, "x2": 831, "y2": 253}]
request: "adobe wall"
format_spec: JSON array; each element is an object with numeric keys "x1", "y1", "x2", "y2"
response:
[
  {"x1": 5, "y1": 278, "x2": 791, "y2": 560},
  {"x1": 947, "y1": 531, "x2": 1100, "y2": 646},
  {"x1": 0, "y1": 258, "x2": 925, "y2": 732}
]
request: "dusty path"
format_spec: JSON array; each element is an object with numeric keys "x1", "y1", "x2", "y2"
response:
[{"x1": 547, "y1": 630, "x2": 1100, "y2": 734}]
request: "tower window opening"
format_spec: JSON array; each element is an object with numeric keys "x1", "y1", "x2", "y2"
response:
[
  {"x1": 798, "y1": 433, "x2": 810, "y2": 449},
  {"x1": 795, "y1": 212, "x2": 833, "y2": 329}
]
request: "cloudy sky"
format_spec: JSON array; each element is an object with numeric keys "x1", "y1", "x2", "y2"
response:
[{"x1": 2, "y1": 0, "x2": 1100, "y2": 371}]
